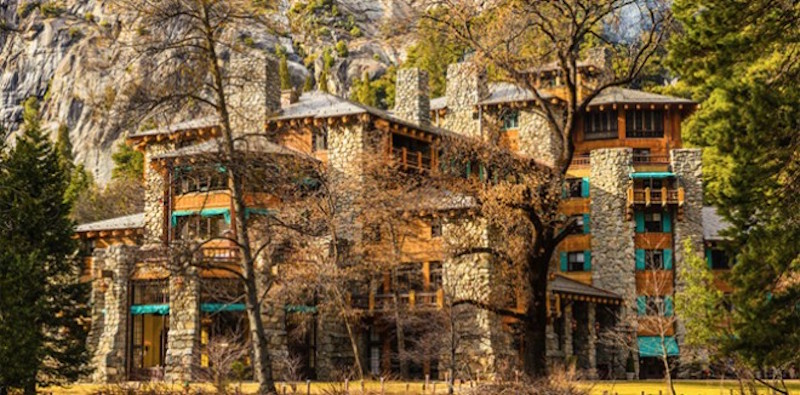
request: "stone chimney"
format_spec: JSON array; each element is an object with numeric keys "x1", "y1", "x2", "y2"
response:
[
  {"x1": 394, "y1": 68, "x2": 431, "y2": 126},
  {"x1": 225, "y1": 54, "x2": 281, "y2": 132},
  {"x1": 443, "y1": 61, "x2": 487, "y2": 138},
  {"x1": 584, "y1": 47, "x2": 612, "y2": 72},
  {"x1": 281, "y1": 88, "x2": 300, "y2": 107}
]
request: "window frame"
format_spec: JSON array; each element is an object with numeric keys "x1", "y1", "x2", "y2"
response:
[
  {"x1": 567, "y1": 251, "x2": 586, "y2": 272},
  {"x1": 625, "y1": 109, "x2": 665, "y2": 138}
]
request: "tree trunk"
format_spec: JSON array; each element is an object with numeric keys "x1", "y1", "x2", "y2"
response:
[
  {"x1": 523, "y1": 252, "x2": 551, "y2": 378},
  {"x1": 661, "y1": 350, "x2": 676, "y2": 395},
  {"x1": 393, "y1": 293, "x2": 409, "y2": 379},
  {"x1": 341, "y1": 307, "x2": 364, "y2": 379}
]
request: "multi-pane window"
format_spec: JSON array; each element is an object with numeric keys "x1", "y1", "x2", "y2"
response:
[
  {"x1": 583, "y1": 110, "x2": 618, "y2": 140},
  {"x1": 131, "y1": 280, "x2": 169, "y2": 305},
  {"x1": 566, "y1": 178, "x2": 583, "y2": 198},
  {"x1": 175, "y1": 169, "x2": 227, "y2": 194},
  {"x1": 644, "y1": 249, "x2": 664, "y2": 270},
  {"x1": 626, "y1": 110, "x2": 665, "y2": 138},
  {"x1": 429, "y1": 261, "x2": 443, "y2": 290},
  {"x1": 567, "y1": 252, "x2": 585, "y2": 272},
  {"x1": 430, "y1": 218, "x2": 442, "y2": 238},
  {"x1": 174, "y1": 214, "x2": 229, "y2": 241},
  {"x1": 394, "y1": 263, "x2": 424, "y2": 292},
  {"x1": 644, "y1": 212, "x2": 663, "y2": 232},
  {"x1": 645, "y1": 296, "x2": 666, "y2": 316},
  {"x1": 710, "y1": 249, "x2": 731, "y2": 270},
  {"x1": 312, "y1": 128, "x2": 328, "y2": 152},
  {"x1": 501, "y1": 111, "x2": 520, "y2": 130}
]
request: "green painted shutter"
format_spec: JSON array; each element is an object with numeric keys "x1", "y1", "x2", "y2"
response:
[
  {"x1": 560, "y1": 252, "x2": 568, "y2": 272},
  {"x1": 663, "y1": 249, "x2": 673, "y2": 270},
  {"x1": 664, "y1": 296, "x2": 674, "y2": 317},
  {"x1": 561, "y1": 183, "x2": 567, "y2": 199},
  {"x1": 662, "y1": 211, "x2": 672, "y2": 232},
  {"x1": 635, "y1": 211, "x2": 645, "y2": 233},
  {"x1": 581, "y1": 177, "x2": 590, "y2": 197},
  {"x1": 465, "y1": 162, "x2": 471, "y2": 177},
  {"x1": 583, "y1": 250, "x2": 592, "y2": 271},
  {"x1": 705, "y1": 248, "x2": 713, "y2": 269},
  {"x1": 479, "y1": 164, "x2": 486, "y2": 181},
  {"x1": 637, "y1": 296, "x2": 647, "y2": 316},
  {"x1": 583, "y1": 213, "x2": 590, "y2": 234},
  {"x1": 635, "y1": 249, "x2": 646, "y2": 270}
]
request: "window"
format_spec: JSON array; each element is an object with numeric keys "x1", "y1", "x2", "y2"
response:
[
  {"x1": 430, "y1": 218, "x2": 442, "y2": 238},
  {"x1": 644, "y1": 212, "x2": 663, "y2": 233},
  {"x1": 394, "y1": 263, "x2": 424, "y2": 292},
  {"x1": 312, "y1": 128, "x2": 328, "y2": 152},
  {"x1": 583, "y1": 110, "x2": 618, "y2": 140},
  {"x1": 710, "y1": 249, "x2": 731, "y2": 270},
  {"x1": 566, "y1": 178, "x2": 583, "y2": 198},
  {"x1": 175, "y1": 168, "x2": 227, "y2": 194},
  {"x1": 645, "y1": 296, "x2": 666, "y2": 316},
  {"x1": 175, "y1": 214, "x2": 229, "y2": 241},
  {"x1": 626, "y1": 110, "x2": 664, "y2": 138},
  {"x1": 501, "y1": 111, "x2": 519, "y2": 130},
  {"x1": 429, "y1": 261, "x2": 443, "y2": 289},
  {"x1": 644, "y1": 249, "x2": 664, "y2": 270},
  {"x1": 132, "y1": 280, "x2": 169, "y2": 305},
  {"x1": 567, "y1": 252, "x2": 585, "y2": 272}
]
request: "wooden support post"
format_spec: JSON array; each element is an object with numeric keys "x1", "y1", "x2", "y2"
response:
[
  {"x1": 402, "y1": 147, "x2": 408, "y2": 170},
  {"x1": 361, "y1": 380, "x2": 365, "y2": 395},
  {"x1": 369, "y1": 291, "x2": 375, "y2": 313},
  {"x1": 306, "y1": 380, "x2": 311, "y2": 395},
  {"x1": 409, "y1": 290, "x2": 416, "y2": 310},
  {"x1": 645, "y1": 187, "x2": 651, "y2": 207},
  {"x1": 380, "y1": 377, "x2": 385, "y2": 395},
  {"x1": 661, "y1": 186, "x2": 668, "y2": 207},
  {"x1": 436, "y1": 288, "x2": 444, "y2": 309}
]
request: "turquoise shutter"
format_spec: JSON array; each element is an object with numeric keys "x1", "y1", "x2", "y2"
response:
[
  {"x1": 581, "y1": 177, "x2": 590, "y2": 198},
  {"x1": 583, "y1": 213, "x2": 590, "y2": 234},
  {"x1": 560, "y1": 252, "x2": 568, "y2": 272},
  {"x1": 561, "y1": 183, "x2": 567, "y2": 199},
  {"x1": 583, "y1": 250, "x2": 592, "y2": 271},
  {"x1": 663, "y1": 249, "x2": 673, "y2": 270},
  {"x1": 635, "y1": 212, "x2": 645, "y2": 233},
  {"x1": 705, "y1": 248, "x2": 713, "y2": 269},
  {"x1": 662, "y1": 211, "x2": 672, "y2": 232},
  {"x1": 664, "y1": 296, "x2": 674, "y2": 316},
  {"x1": 637, "y1": 296, "x2": 647, "y2": 316},
  {"x1": 635, "y1": 249, "x2": 646, "y2": 270},
  {"x1": 465, "y1": 162, "x2": 471, "y2": 177},
  {"x1": 479, "y1": 164, "x2": 486, "y2": 181}
]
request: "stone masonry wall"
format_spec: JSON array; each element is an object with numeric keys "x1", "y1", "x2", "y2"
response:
[
  {"x1": 143, "y1": 143, "x2": 171, "y2": 246},
  {"x1": 517, "y1": 108, "x2": 562, "y2": 166},
  {"x1": 165, "y1": 269, "x2": 200, "y2": 382},
  {"x1": 226, "y1": 55, "x2": 281, "y2": 134},
  {"x1": 670, "y1": 148, "x2": 704, "y2": 369},
  {"x1": 394, "y1": 68, "x2": 430, "y2": 126},
  {"x1": 443, "y1": 62, "x2": 487, "y2": 139},
  {"x1": 89, "y1": 245, "x2": 138, "y2": 383}
]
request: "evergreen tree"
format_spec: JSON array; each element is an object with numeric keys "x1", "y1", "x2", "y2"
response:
[
  {"x1": 55, "y1": 123, "x2": 95, "y2": 206},
  {"x1": 55, "y1": 123, "x2": 74, "y2": 170},
  {"x1": 279, "y1": 54, "x2": 292, "y2": 90},
  {"x1": 303, "y1": 74, "x2": 314, "y2": 92},
  {"x1": 0, "y1": 98, "x2": 90, "y2": 394},
  {"x1": 405, "y1": 7, "x2": 469, "y2": 97},
  {"x1": 669, "y1": 0, "x2": 800, "y2": 370},
  {"x1": 110, "y1": 141, "x2": 144, "y2": 180},
  {"x1": 350, "y1": 71, "x2": 377, "y2": 107}
]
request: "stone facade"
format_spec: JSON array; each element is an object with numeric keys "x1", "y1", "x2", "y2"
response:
[
  {"x1": 517, "y1": 108, "x2": 562, "y2": 166},
  {"x1": 89, "y1": 245, "x2": 138, "y2": 383},
  {"x1": 226, "y1": 55, "x2": 281, "y2": 134},
  {"x1": 164, "y1": 268, "x2": 200, "y2": 382},
  {"x1": 590, "y1": 148, "x2": 636, "y2": 309},
  {"x1": 143, "y1": 143, "x2": 171, "y2": 245},
  {"x1": 394, "y1": 68, "x2": 430, "y2": 126},
  {"x1": 443, "y1": 62, "x2": 487, "y2": 139}
]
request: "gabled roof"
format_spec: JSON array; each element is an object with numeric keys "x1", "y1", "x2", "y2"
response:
[
  {"x1": 703, "y1": 206, "x2": 731, "y2": 241},
  {"x1": 130, "y1": 117, "x2": 219, "y2": 138},
  {"x1": 550, "y1": 274, "x2": 621, "y2": 302},
  {"x1": 76, "y1": 213, "x2": 145, "y2": 233},
  {"x1": 151, "y1": 136, "x2": 306, "y2": 160}
]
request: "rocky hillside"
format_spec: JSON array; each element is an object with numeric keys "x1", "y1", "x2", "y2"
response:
[{"x1": 0, "y1": 0, "x2": 419, "y2": 183}]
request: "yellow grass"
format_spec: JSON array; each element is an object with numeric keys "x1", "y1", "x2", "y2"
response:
[{"x1": 44, "y1": 380, "x2": 800, "y2": 395}]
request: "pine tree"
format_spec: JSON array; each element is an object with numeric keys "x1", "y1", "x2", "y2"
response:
[
  {"x1": 279, "y1": 53, "x2": 291, "y2": 90},
  {"x1": 111, "y1": 141, "x2": 144, "y2": 180},
  {"x1": 670, "y1": 0, "x2": 800, "y2": 370},
  {"x1": 0, "y1": 98, "x2": 90, "y2": 394},
  {"x1": 55, "y1": 123, "x2": 74, "y2": 170},
  {"x1": 55, "y1": 123, "x2": 94, "y2": 206}
]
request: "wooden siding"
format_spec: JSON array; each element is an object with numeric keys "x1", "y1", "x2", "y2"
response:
[
  {"x1": 560, "y1": 198, "x2": 590, "y2": 216},
  {"x1": 573, "y1": 109, "x2": 683, "y2": 157},
  {"x1": 634, "y1": 233, "x2": 673, "y2": 249},
  {"x1": 637, "y1": 317, "x2": 676, "y2": 336},
  {"x1": 559, "y1": 234, "x2": 591, "y2": 252},
  {"x1": 173, "y1": 191, "x2": 279, "y2": 211},
  {"x1": 561, "y1": 271, "x2": 593, "y2": 285},
  {"x1": 636, "y1": 271, "x2": 674, "y2": 295}
]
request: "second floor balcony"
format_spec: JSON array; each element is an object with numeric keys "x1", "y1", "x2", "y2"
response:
[
  {"x1": 354, "y1": 288, "x2": 445, "y2": 313},
  {"x1": 627, "y1": 186, "x2": 684, "y2": 207}
]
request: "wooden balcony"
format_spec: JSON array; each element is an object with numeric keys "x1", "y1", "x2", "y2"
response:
[
  {"x1": 569, "y1": 154, "x2": 591, "y2": 168},
  {"x1": 627, "y1": 186, "x2": 684, "y2": 207},
  {"x1": 173, "y1": 191, "x2": 279, "y2": 212},
  {"x1": 390, "y1": 147, "x2": 435, "y2": 173},
  {"x1": 362, "y1": 289, "x2": 445, "y2": 313},
  {"x1": 633, "y1": 154, "x2": 669, "y2": 165}
]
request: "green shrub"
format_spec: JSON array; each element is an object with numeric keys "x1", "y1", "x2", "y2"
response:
[
  {"x1": 243, "y1": 36, "x2": 255, "y2": 47},
  {"x1": 17, "y1": 1, "x2": 39, "y2": 19},
  {"x1": 68, "y1": 26, "x2": 83, "y2": 41},
  {"x1": 84, "y1": 11, "x2": 94, "y2": 22},
  {"x1": 39, "y1": 2, "x2": 64, "y2": 18},
  {"x1": 350, "y1": 26, "x2": 362, "y2": 37},
  {"x1": 335, "y1": 40, "x2": 348, "y2": 58}
]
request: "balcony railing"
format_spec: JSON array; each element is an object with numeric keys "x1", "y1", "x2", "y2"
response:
[
  {"x1": 569, "y1": 154, "x2": 591, "y2": 168},
  {"x1": 201, "y1": 247, "x2": 239, "y2": 263},
  {"x1": 633, "y1": 155, "x2": 670, "y2": 164},
  {"x1": 627, "y1": 186, "x2": 684, "y2": 207},
  {"x1": 390, "y1": 147, "x2": 435, "y2": 172},
  {"x1": 362, "y1": 289, "x2": 445, "y2": 313}
]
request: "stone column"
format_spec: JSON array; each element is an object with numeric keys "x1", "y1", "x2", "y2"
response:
[
  {"x1": 165, "y1": 269, "x2": 200, "y2": 382},
  {"x1": 670, "y1": 148, "x2": 704, "y2": 372},
  {"x1": 143, "y1": 143, "x2": 171, "y2": 246},
  {"x1": 443, "y1": 62, "x2": 487, "y2": 139},
  {"x1": 226, "y1": 54, "x2": 281, "y2": 133},
  {"x1": 517, "y1": 109, "x2": 562, "y2": 167},
  {"x1": 315, "y1": 313, "x2": 358, "y2": 380},
  {"x1": 563, "y1": 303, "x2": 573, "y2": 357},
  {"x1": 90, "y1": 245, "x2": 138, "y2": 383},
  {"x1": 586, "y1": 303, "x2": 598, "y2": 379},
  {"x1": 394, "y1": 68, "x2": 431, "y2": 126},
  {"x1": 590, "y1": 148, "x2": 636, "y2": 310}
]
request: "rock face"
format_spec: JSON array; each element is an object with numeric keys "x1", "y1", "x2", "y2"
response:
[{"x1": 0, "y1": 0, "x2": 421, "y2": 184}]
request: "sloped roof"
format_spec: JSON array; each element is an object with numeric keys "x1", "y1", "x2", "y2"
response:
[
  {"x1": 588, "y1": 87, "x2": 694, "y2": 106},
  {"x1": 76, "y1": 213, "x2": 145, "y2": 233},
  {"x1": 131, "y1": 117, "x2": 219, "y2": 138},
  {"x1": 151, "y1": 136, "x2": 305, "y2": 160},
  {"x1": 703, "y1": 206, "x2": 731, "y2": 241},
  {"x1": 550, "y1": 274, "x2": 621, "y2": 300}
]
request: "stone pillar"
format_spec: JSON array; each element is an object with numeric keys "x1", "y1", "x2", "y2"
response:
[
  {"x1": 443, "y1": 62, "x2": 487, "y2": 139},
  {"x1": 394, "y1": 68, "x2": 431, "y2": 126},
  {"x1": 143, "y1": 143, "x2": 171, "y2": 246},
  {"x1": 327, "y1": 123, "x2": 371, "y2": 240},
  {"x1": 315, "y1": 313, "x2": 358, "y2": 380},
  {"x1": 165, "y1": 269, "x2": 200, "y2": 382},
  {"x1": 90, "y1": 245, "x2": 138, "y2": 383},
  {"x1": 517, "y1": 109, "x2": 562, "y2": 166},
  {"x1": 563, "y1": 303, "x2": 573, "y2": 357},
  {"x1": 586, "y1": 303, "x2": 598, "y2": 379},
  {"x1": 670, "y1": 148, "x2": 704, "y2": 371},
  {"x1": 590, "y1": 148, "x2": 636, "y2": 310}
]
